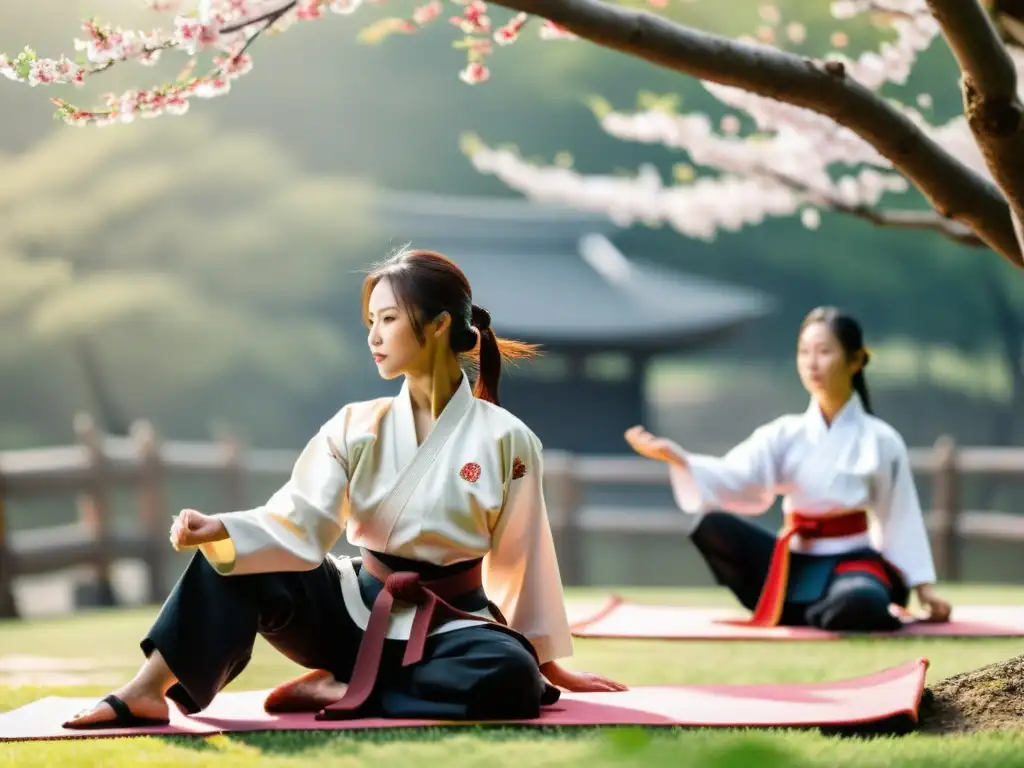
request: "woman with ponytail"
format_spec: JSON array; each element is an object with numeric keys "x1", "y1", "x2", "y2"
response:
[
  {"x1": 66, "y1": 246, "x2": 623, "y2": 732},
  {"x1": 625, "y1": 306, "x2": 951, "y2": 633}
]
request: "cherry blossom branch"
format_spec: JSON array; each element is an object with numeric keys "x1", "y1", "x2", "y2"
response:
[
  {"x1": 2, "y1": 0, "x2": 1019, "y2": 267},
  {"x1": 925, "y1": 0, "x2": 1024, "y2": 256},
  {"x1": 466, "y1": 133, "x2": 983, "y2": 251},
  {"x1": 764, "y1": 165, "x2": 987, "y2": 248},
  {"x1": 224, "y1": 1, "x2": 299, "y2": 60},
  {"x1": 221, "y1": 1, "x2": 300, "y2": 34},
  {"x1": 0, "y1": 0, "x2": 442, "y2": 123},
  {"x1": 488, "y1": 0, "x2": 1023, "y2": 266},
  {"x1": 465, "y1": 139, "x2": 904, "y2": 239},
  {"x1": 848, "y1": 209, "x2": 986, "y2": 247}
]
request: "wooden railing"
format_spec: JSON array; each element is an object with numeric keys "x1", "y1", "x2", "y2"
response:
[{"x1": 1, "y1": 416, "x2": 1024, "y2": 619}]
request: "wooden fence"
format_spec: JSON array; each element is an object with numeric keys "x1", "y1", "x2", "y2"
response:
[{"x1": 1, "y1": 415, "x2": 1024, "y2": 619}]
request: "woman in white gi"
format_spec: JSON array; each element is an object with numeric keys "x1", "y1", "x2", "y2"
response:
[
  {"x1": 66, "y1": 247, "x2": 625, "y2": 730},
  {"x1": 625, "y1": 307, "x2": 952, "y2": 632}
]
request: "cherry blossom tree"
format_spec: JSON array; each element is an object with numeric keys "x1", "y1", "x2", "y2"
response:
[
  {"x1": 464, "y1": 1, "x2": 1024, "y2": 264},
  {"x1": 3, "y1": 0, "x2": 1024, "y2": 268}
]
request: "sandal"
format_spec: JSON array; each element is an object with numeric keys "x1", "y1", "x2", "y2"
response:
[{"x1": 63, "y1": 694, "x2": 171, "y2": 730}]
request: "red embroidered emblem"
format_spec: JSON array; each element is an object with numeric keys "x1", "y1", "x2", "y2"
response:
[
  {"x1": 459, "y1": 462, "x2": 481, "y2": 483},
  {"x1": 512, "y1": 456, "x2": 527, "y2": 480}
]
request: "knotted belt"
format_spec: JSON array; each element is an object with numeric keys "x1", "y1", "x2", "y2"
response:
[
  {"x1": 736, "y1": 510, "x2": 882, "y2": 627},
  {"x1": 316, "y1": 551, "x2": 514, "y2": 720}
]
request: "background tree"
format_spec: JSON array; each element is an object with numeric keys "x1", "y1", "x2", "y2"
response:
[{"x1": 0, "y1": 116, "x2": 374, "y2": 448}]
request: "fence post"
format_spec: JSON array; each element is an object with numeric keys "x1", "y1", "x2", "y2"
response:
[
  {"x1": 0, "y1": 468, "x2": 17, "y2": 619},
  {"x1": 74, "y1": 413, "x2": 117, "y2": 607},
  {"x1": 132, "y1": 420, "x2": 168, "y2": 604},
  {"x1": 931, "y1": 435, "x2": 961, "y2": 582},
  {"x1": 546, "y1": 453, "x2": 584, "y2": 586},
  {"x1": 217, "y1": 429, "x2": 246, "y2": 511}
]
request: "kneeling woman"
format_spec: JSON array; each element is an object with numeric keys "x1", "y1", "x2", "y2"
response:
[
  {"x1": 625, "y1": 307, "x2": 951, "y2": 632},
  {"x1": 66, "y1": 247, "x2": 624, "y2": 730}
]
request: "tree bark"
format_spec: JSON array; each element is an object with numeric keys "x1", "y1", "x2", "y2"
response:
[
  {"x1": 927, "y1": 0, "x2": 1024, "y2": 258},
  {"x1": 493, "y1": 0, "x2": 1023, "y2": 267}
]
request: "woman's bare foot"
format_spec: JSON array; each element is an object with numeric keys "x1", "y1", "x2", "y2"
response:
[
  {"x1": 62, "y1": 681, "x2": 170, "y2": 728},
  {"x1": 263, "y1": 669, "x2": 349, "y2": 713}
]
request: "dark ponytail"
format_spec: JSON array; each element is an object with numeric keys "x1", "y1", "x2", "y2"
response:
[
  {"x1": 470, "y1": 305, "x2": 503, "y2": 405},
  {"x1": 852, "y1": 366, "x2": 872, "y2": 414},
  {"x1": 801, "y1": 306, "x2": 873, "y2": 415},
  {"x1": 361, "y1": 247, "x2": 540, "y2": 407}
]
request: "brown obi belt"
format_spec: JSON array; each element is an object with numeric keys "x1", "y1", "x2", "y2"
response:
[
  {"x1": 741, "y1": 510, "x2": 890, "y2": 627},
  {"x1": 316, "y1": 549, "x2": 518, "y2": 720}
]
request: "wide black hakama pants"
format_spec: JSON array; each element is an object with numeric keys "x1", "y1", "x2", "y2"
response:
[
  {"x1": 690, "y1": 511, "x2": 909, "y2": 631},
  {"x1": 142, "y1": 551, "x2": 553, "y2": 719}
]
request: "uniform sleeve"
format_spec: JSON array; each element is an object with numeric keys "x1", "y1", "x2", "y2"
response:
[
  {"x1": 198, "y1": 414, "x2": 350, "y2": 576},
  {"x1": 873, "y1": 433, "x2": 936, "y2": 588},
  {"x1": 483, "y1": 428, "x2": 573, "y2": 665},
  {"x1": 666, "y1": 421, "x2": 784, "y2": 516}
]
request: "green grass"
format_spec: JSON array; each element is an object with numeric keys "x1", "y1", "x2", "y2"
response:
[{"x1": 4, "y1": 585, "x2": 1024, "y2": 766}]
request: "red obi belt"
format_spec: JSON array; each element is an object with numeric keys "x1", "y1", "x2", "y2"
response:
[{"x1": 741, "y1": 510, "x2": 891, "y2": 627}]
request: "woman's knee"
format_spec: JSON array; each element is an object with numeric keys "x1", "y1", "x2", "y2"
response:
[
  {"x1": 467, "y1": 634, "x2": 544, "y2": 716},
  {"x1": 811, "y1": 577, "x2": 899, "y2": 632}
]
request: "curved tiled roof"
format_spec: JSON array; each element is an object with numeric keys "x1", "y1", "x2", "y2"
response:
[{"x1": 374, "y1": 192, "x2": 775, "y2": 352}]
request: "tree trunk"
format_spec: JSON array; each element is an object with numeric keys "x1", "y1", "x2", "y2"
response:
[{"x1": 72, "y1": 334, "x2": 131, "y2": 437}]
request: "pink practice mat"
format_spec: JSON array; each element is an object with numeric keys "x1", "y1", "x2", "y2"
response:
[
  {"x1": 0, "y1": 659, "x2": 928, "y2": 741},
  {"x1": 568, "y1": 596, "x2": 1024, "y2": 640}
]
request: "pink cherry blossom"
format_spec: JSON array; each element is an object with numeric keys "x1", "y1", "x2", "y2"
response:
[
  {"x1": 451, "y1": 1, "x2": 490, "y2": 34},
  {"x1": 539, "y1": 20, "x2": 578, "y2": 41},
  {"x1": 459, "y1": 61, "x2": 489, "y2": 84},
  {"x1": 494, "y1": 12, "x2": 528, "y2": 45},
  {"x1": 413, "y1": 1, "x2": 444, "y2": 25},
  {"x1": 2, "y1": 0, "x2": 586, "y2": 123}
]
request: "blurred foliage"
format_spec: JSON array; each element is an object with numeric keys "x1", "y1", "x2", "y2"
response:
[{"x1": 0, "y1": 116, "x2": 375, "y2": 448}]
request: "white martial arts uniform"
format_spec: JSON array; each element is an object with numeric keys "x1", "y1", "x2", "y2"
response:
[
  {"x1": 666, "y1": 393, "x2": 935, "y2": 589},
  {"x1": 200, "y1": 373, "x2": 574, "y2": 664}
]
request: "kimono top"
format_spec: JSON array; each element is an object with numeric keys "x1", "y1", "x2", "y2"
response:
[
  {"x1": 198, "y1": 374, "x2": 574, "y2": 665},
  {"x1": 666, "y1": 393, "x2": 936, "y2": 588}
]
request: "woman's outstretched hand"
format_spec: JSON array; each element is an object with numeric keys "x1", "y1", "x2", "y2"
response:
[
  {"x1": 624, "y1": 425, "x2": 685, "y2": 466},
  {"x1": 541, "y1": 661, "x2": 628, "y2": 693},
  {"x1": 169, "y1": 509, "x2": 228, "y2": 551}
]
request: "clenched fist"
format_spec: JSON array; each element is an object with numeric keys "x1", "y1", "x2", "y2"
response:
[{"x1": 169, "y1": 509, "x2": 228, "y2": 551}]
